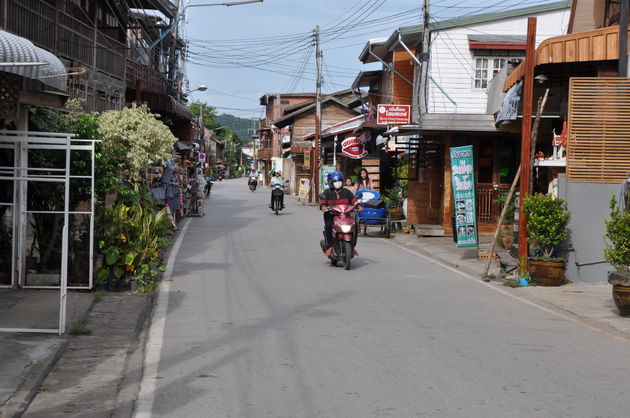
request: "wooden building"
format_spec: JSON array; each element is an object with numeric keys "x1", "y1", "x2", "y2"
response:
[
  {"x1": 359, "y1": 2, "x2": 570, "y2": 236},
  {"x1": 500, "y1": 0, "x2": 630, "y2": 283}
]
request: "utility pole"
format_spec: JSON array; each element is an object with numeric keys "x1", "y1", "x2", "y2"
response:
[
  {"x1": 417, "y1": 0, "x2": 431, "y2": 119},
  {"x1": 312, "y1": 25, "x2": 322, "y2": 203},
  {"x1": 168, "y1": 0, "x2": 181, "y2": 98},
  {"x1": 620, "y1": 0, "x2": 629, "y2": 77},
  {"x1": 518, "y1": 17, "x2": 537, "y2": 263}
]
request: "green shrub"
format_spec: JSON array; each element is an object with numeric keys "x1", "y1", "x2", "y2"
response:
[
  {"x1": 604, "y1": 196, "x2": 630, "y2": 273},
  {"x1": 522, "y1": 193, "x2": 570, "y2": 259},
  {"x1": 96, "y1": 188, "x2": 171, "y2": 292}
]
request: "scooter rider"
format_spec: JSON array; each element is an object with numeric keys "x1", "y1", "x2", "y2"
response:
[
  {"x1": 248, "y1": 169, "x2": 259, "y2": 186},
  {"x1": 320, "y1": 171, "x2": 360, "y2": 256},
  {"x1": 269, "y1": 170, "x2": 285, "y2": 209}
]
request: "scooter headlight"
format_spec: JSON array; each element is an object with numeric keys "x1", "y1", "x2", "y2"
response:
[{"x1": 340, "y1": 224, "x2": 352, "y2": 233}]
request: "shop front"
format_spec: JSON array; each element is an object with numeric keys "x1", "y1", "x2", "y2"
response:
[{"x1": 386, "y1": 114, "x2": 521, "y2": 236}]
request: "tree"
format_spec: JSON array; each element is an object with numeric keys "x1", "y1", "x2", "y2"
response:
[
  {"x1": 188, "y1": 101, "x2": 219, "y2": 130},
  {"x1": 98, "y1": 104, "x2": 177, "y2": 181}
]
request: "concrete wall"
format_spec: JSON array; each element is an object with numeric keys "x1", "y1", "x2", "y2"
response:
[{"x1": 559, "y1": 174, "x2": 619, "y2": 283}]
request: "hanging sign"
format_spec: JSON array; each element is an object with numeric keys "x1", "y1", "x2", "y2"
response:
[
  {"x1": 450, "y1": 145, "x2": 478, "y2": 247},
  {"x1": 304, "y1": 152, "x2": 310, "y2": 167},
  {"x1": 341, "y1": 134, "x2": 368, "y2": 159},
  {"x1": 377, "y1": 104, "x2": 411, "y2": 125}
]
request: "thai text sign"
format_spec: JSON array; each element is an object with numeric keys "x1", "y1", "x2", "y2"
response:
[
  {"x1": 298, "y1": 178, "x2": 310, "y2": 199},
  {"x1": 450, "y1": 145, "x2": 478, "y2": 247},
  {"x1": 320, "y1": 164, "x2": 337, "y2": 193},
  {"x1": 377, "y1": 104, "x2": 411, "y2": 125}
]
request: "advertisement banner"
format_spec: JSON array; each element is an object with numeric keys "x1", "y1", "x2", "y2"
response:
[
  {"x1": 340, "y1": 133, "x2": 368, "y2": 159},
  {"x1": 450, "y1": 145, "x2": 478, "y2": 247},
  {"x1": 320, "y1": 164, "x2": 337, "y2": 193},
  {"x1": 377, "y1": 104, "x2": 411, "y2": 125},
  {"x1": 298, "y1": 178, "x2": 310, "y2": 199}
]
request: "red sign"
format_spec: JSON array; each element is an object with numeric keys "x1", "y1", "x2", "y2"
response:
[
  {"x1": 341, "y1": 134, "x2": 367, "y2": 159},
  {"x1": 377, "y1": 104, "x2": 411, "y2": 125}
]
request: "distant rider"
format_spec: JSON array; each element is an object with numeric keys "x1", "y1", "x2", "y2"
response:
[
  {"x1": 319, "y1": 171, "x2": 360, "y2": 256},
  {"x1": 248, "y1": 169, "x2": 259, "y2": 186},
  {"x1": 269, "y1": 170, "x2": 285, "y2": 209}
]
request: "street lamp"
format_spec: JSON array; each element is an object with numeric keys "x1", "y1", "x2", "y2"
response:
[{"x1": 183, "y1": 0, "x2": 263, "y2": 13}]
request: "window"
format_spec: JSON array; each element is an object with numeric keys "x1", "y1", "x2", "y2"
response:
[
  {"x1": 106, "y1": 13, "x2": 118, "y2": 28},
  {"x1": 474, "y1": 57, "x2": 520, "y2": 89},
  {"x1": 474, "y1": 58, "x2": 488, "y2": 89}
]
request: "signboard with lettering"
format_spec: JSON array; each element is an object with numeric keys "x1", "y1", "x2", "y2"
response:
[
  {"x1": 377, "y1": 104, "x2": 411, "y2": 125},
  {"x1": 320, "y1": 164, "x2": 337, "y2": 193},
  {"x1": 298, "y1": 178, "x2": 310, "y2": 199},
  {"x1": 450, "y1": 145, "x2": 478, "y2": 247}
]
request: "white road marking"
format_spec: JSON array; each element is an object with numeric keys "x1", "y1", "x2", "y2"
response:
[{"x1": 134, "y1": 218, "x2": 191, "y2": 418}]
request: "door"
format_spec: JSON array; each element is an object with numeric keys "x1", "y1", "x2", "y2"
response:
[{"x1": 475, "y1": 139, "x2": 517, "y2": 224}]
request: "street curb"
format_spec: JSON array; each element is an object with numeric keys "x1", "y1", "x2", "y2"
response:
[
  {"x1": 115, "y1": 218, "x2": 190, "y2": 418},
  {"x1": 112, "y1": 292, "x2": 157, "y2": 418},
  {"x1": 390, "y1": 235, "x2": 485, "y2": 278}
]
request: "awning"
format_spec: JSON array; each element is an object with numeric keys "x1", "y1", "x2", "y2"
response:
[
  {"x1": 0, "y1": 30, "x2": 67, "y2": 91},
  {"x1": 384, "y1": 114, "x2": 499, "y2": 136},
  {"x1": 303, "y1": 115, "x2": 385, "y2": 140},
  {"x1": 503, "y1": 25, "x2": 623, "y2": 92}
]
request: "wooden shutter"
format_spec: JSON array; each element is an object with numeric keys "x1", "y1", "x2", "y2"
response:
[{"x1": 568, "y1": 77, "x2": 630, "y2": 183}]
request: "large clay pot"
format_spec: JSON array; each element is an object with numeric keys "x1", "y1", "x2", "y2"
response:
[
  {"x1": 528, "y1": 259, "x2": 566, "y2": 286},
  {"x1": 390, "y1": 208, "x2": 403, "y2": 221},
  {"x1": 609, "y1": 271, "x2": 630, "y2": 316},
  {"x1": 612, "y1": 285, "x2": 630, "y2": 316}
]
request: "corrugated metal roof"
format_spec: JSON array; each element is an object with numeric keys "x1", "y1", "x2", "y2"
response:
[
  {"x1": 0, "y1": 30, "x2": 66, "y2": 91},
  {"x1": 398, "y1": 1, "x2": 570, "y2": 36}
]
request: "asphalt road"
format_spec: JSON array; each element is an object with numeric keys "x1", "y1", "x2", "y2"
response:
[{"x1": 139, "y1": 179, "x2": 630, "y2": 418}]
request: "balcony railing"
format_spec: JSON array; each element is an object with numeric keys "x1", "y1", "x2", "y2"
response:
[
  {"x1": 126, "y1": 58, "x2": 167, "y2": 95},
  {"x1": 0, "y1": 0, "x2": 125, "y2": 80}
]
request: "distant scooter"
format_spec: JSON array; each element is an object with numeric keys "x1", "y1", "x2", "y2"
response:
[
  {"x1": 320, "y1": 204, "x2": 359, "y2": 270},
  {"x1": 249, "y1": 178, "x2": 258, "y2": 192},
  {"x1": 270, "y1": 184, "x2": 284, "y2": 215}
]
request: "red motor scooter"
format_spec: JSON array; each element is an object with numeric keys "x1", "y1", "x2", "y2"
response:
[{"x1": 320, "y1": 204, "x2": 359, "y2": 270}]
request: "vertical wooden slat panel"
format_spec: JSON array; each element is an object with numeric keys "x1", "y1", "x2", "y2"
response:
[{"x1": 568, "y1": 77, "x2": 630, "y2": 183}]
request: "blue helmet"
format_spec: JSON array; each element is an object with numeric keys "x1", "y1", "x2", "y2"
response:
[{"x1": 327, "y1": 171, "x2": 344, "y2": 190}]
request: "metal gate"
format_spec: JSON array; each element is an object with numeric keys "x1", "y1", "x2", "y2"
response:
[{"x1": 0, "y1": 130, "x2": 96, "y2": 334}]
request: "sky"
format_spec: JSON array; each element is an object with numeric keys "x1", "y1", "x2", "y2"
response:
[{"x1": 182, "y1": 0, "x2": 565, "y2": 120}]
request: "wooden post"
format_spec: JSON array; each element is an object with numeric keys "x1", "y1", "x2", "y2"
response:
[
  {"x1": 529, "y1": 89, "x2": 550, "y2": 194},
  {"x1": 482, "y1": 165, "x2": 521, "y2": 280},
  {"x1": 518, "y1": 17, "x2": 537, "y2": 262},
  {"x1": 620, "y1": 0, "x2": 629, "y2": 77}
]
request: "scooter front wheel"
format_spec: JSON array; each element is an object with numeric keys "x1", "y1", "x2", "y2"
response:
[{"x1": 344, "y1": 241, "x2": 352, "y2": 270}]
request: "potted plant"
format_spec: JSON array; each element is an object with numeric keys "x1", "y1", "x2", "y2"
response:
[
  {"x1": 604, "y1": 196, "x2": 630, "y2": 316},
  {"x1": 383, "y1": 187, "x2": 404, "y2": 221},
  {"x1": 521, "y1": 193, "x2": 571, "y2": 286},
  {"x1": 496, "y1": 191, "x2": 516, "y2": 236},
  {"x1": 501, "y1": 228, "x2": 514, "y2": 249}
]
